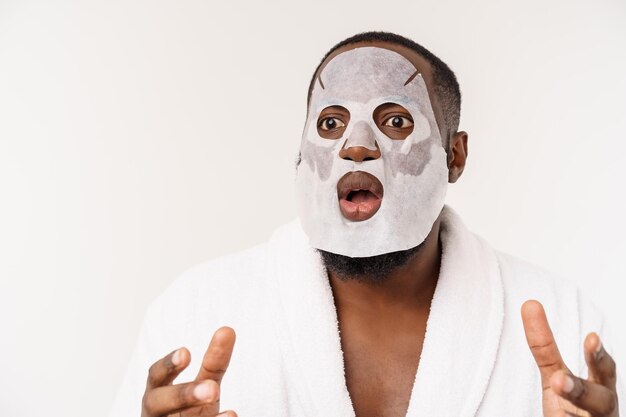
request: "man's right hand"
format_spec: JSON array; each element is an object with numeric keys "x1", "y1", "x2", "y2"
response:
[{"x1": 141, "y1": 327, "x2": 238, "y2": 417}]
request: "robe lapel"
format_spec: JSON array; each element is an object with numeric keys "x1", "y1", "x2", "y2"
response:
[
  {"x1": 405, "y1": 207, "x2": 504, "y2": 417},
  {"x1": 267, "y1": 219, "x2": 355, "y2": 416}
]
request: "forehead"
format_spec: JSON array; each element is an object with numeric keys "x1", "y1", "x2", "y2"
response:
[
  {"x1": 312, "y1": 46, "x2": 438, "y2": 108},
  {"x1": 316, "y1": 47, "x2": 418, "y2": 101}
]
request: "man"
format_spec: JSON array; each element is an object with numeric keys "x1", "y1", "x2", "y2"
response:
[{"x1": 111, "y1": 32, "x2": 622, "y2": 417}]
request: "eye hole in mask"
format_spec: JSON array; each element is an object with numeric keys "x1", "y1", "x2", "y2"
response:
[
  {"x1": 373, "y1": 102, "x2": 414, "y2": 140},
  {"x1": 317, "y1": 105, "x2": 350, "y2": 140}
]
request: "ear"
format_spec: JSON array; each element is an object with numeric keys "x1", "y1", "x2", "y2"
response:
[{"x1": 447, "y1": 131, "x2": 468, "y2": 183}]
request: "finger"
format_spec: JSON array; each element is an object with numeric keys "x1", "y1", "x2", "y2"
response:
[
  {"x1": 142, "y1": 379, "x2": 219, "y2": 416},
  {"x1": 196, "y1": 327, "x2": 236, "y2": 383},
  {"x1": 584, "y1": 332, "x2": 617, "y2": 391},
  {"x1": 146, "y1": 347, "x2": 191, "y2": 389},
  {"x1": 550, "y1": 370, "x2": 618, "y2": 417},
  {"x1": 521, "y1": 300, "x2": 568, "y2": 386}
]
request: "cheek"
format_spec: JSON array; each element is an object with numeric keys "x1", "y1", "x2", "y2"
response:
[
  {"x1": 386, "y1": 139, "x2": 435, "y2": 177},
  {"x1": 299, "y1": 137, "x2": 337, "y2": 182}
]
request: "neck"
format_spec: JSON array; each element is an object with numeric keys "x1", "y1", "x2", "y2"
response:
[{"x1": 328, "y1": 218, "x2": 442, "y2": 311}]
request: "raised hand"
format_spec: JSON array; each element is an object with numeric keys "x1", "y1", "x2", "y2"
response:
[
  {"x1": 522, "y1": 300, "x2": 619, "y2": 417},
  {"x1": 141, "y1": 327, "x2": 238, "y2": 417}
]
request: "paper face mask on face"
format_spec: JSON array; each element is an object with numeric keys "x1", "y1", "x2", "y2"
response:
[{"x1": 296, "y1": 47, "x2": 448, "y2": 257}]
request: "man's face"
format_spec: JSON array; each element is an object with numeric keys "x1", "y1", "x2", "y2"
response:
[{"x1": 295, "y1": 44, "x2": 449, "y2": 258}]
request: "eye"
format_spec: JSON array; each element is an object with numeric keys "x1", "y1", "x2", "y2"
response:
[
  {"x1": 318, "y1": 117, "x2": 346, "y2": 131},
  {"x1": 383, "y1": 116, "x2": 414, "y2": 129},
  {"x1": 373, "y1": 103, "x2": 414, "y2": 140},
  {"x1": 317, "y1": 105, "x2": 350, "y2": 140}
]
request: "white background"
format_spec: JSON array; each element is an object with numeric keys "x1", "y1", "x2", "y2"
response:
[{"x1": 1, "y1": 0, "x2": 625, "y2": 415}]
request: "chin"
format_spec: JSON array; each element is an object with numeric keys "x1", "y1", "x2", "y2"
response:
[{"x1": 316, "y1": 242, "x2": 424, "y2": 284}]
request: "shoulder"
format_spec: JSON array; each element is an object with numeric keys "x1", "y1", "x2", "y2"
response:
[
  {"x1": 496, "y1": 249, "x2": 602, "y2": 321},
  {"x1": 143, "y1": 219, "x2": 303, "y2": 334},
  {"x1": 141, "y1": 241, "x2": 272, "y2": 343},
  {"x1": 155, "y1": 242, "x2": 270, "y2": 312},
  {"x1": 163, "y1": 218, "x2": 303, "y2": 298},
  {"x1": 494, "y1": 249, "x2": 605, "y2": 370},
  {"x1": 496, "y1": 250, "x2": 577, "y2": 298},
  {"x1": 167, "y1": 241, "x2": 270, "y2": 298}
]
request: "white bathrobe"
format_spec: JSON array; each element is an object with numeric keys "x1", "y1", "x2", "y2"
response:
[{"x1": 110, "y1": 206, "x2": 623, "y2": 416}]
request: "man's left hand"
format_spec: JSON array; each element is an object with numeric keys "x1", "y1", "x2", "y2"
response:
[{"x1": 522, "y1": 300, "x2": 619, "y2": 417}]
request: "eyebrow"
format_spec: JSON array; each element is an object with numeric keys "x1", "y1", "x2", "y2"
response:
[
  {"x1": 404, "y1": 70, "x2": 420, "y2": 86},
  {"x1": 317, "y1": 74, "x2": 325, "y2": 90},
  {"x1": 317, "y1": 66, "x2": 419, "y2": 90}
]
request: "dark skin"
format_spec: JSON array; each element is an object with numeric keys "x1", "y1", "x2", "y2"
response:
[
  {"x1": 139, "y1": 41, "x2": 619, "y2": 417},
  {"x1": 328, "y1": 219, "x2": 442, "y2": 417}
]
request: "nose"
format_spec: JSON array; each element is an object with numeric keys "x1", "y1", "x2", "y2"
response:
[
  {"x1": 339, "y1": 121, "x2": 381, "y2": 162},
  {"x1": 339, "y1": 145, "x2": 381, "y2": 162}
]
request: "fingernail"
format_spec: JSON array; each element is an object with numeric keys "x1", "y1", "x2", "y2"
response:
[
  {"x1": 216, "y1": 412, "x2": 232, "y2": 417},
  {"x1": 562, "y1": 375, "x2": 575, "y2": 393},
  {"x1": 194, "y1": 381, "x2": 215, "y2": 401},
  {"x1": 172, "y1": 349, "x2": 181, "y2": 366},
  {"x1": 595, "y1": 339, "x2": 603, "y2": 354}
]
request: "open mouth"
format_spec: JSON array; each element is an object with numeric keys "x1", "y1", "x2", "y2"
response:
[{"x1": 336, "y1": 171, "x2": 384, "y2": 222}]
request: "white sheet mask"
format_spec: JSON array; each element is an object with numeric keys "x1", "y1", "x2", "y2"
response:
[{"x1": 296, "y1": 47, "x2": 449, "y2": 257}]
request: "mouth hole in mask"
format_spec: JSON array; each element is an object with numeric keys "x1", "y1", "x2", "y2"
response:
[{"x1": 337, "y1": 171, "x2": 384, "y2": 222}]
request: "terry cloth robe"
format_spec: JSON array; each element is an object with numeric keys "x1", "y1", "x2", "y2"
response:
[{"x1": 110, "y1": 206, "x2": 624, "y2": 417}]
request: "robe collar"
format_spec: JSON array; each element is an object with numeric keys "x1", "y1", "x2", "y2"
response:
[{"x1": 267, "y1": 206, "x2": 504, "y2": 417}]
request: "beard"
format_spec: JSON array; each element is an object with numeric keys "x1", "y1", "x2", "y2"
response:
[{"x1": 317, "y1": 241, "x2": 425, "y2": 284}]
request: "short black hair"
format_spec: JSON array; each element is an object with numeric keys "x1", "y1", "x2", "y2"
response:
[{"x1": 307, "y1": 31, "x2": 461, "y2": 142}]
